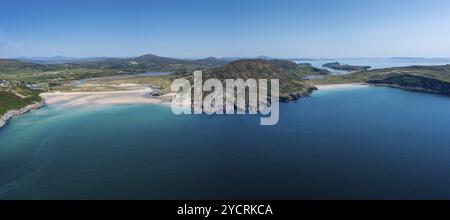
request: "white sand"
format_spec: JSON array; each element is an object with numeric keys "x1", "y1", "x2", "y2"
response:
[
  {"x1": 40, "y1": 88, "x2": 174, "y2": 107},
  {"x1": 315, "y1": 83, "x2": 369, "y2": 90}
]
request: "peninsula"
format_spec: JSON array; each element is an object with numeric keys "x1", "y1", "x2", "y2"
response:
[{"x1": 313, "y1": 65, "x2": 450, "y2": 95}]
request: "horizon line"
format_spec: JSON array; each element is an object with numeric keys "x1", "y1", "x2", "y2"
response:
[{"x1": 4, "y1": 54, "x2": 450, "y2": 61}]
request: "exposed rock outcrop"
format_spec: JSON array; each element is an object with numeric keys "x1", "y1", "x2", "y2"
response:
[{"x1": 0, "y1": 101, "x2": 46, "y2": 129}]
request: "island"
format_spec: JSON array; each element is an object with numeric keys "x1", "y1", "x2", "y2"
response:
[{"x1": 323, "y1": 62, "x2": 371, "y2": 71}]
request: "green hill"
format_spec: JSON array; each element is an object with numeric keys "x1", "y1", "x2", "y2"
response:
[
  {"x1": 0, "y1": 84, "x2": 42, "y2": 116},
  {"x1": 313, "y1": 65, "x2": 450, "y2": 95},
  {"x1": 192, "y1": 59, "x2": 328, "y2": 101}
]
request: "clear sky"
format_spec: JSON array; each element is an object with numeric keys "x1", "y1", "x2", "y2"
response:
[{"x1": 1, "y1": 0, "x2": 450, "y2": 58}]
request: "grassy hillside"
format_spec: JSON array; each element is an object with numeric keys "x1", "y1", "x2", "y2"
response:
[
  {"x1": 190, "y1": 59, "x2": 328, "y2": 101},
  {"x1": 0, "y1": 54, "x2": 230, "y2": 89},
  {"x1": 314, "y1": 65, "x2": 450, "y2": 84},
  {"x1": 0, "y1": 85, "x2": 42, "y2": 116},
  {"x1": 312, "y1": 65, "x2": 450, "y2": 95},
  {"x1": 367, "y1": 74, "x2": 450, "y2": 95}
]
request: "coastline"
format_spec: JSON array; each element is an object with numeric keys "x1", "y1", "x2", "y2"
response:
[
  {"x1": 38, "y1": 83, "x2": 369, "y2": 109},
  {"x1": 1, "y1": 88, "x2": 174, "y2": 129},
  {"x1": 0, "y1": 83, "x2": 372, "y2": 129},
  {"x1": 40, "y1": 88, "x2": 174, "y2": 108},
  {"x1": 370, "y1": 83, "x2": 450, "y2": 96},
  {"x1": 314, "y1": 83, "x2": 369, "y2": 90},
  {"x1": 0, "y1": 101, "x2": 46, "y2": 129}
]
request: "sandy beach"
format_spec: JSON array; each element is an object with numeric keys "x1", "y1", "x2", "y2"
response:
[
  {"x1": 40, "y1": 88, "x2": 174, "y2": 107},
  {"x1": 40, "y1": 83, "x2": 370, "y2": 108},
  {"x1": 315, "y1": 83, "x2": 369, "y2": 90}
]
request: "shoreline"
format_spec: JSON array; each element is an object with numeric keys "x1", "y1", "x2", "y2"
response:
[
  {"x1": 314, "y1": 83, "x2": 369, "y2": 90},
  {"x1": 39, "y1": 88, "x2": 174, "y2": 108},
  {"x1": 0, "y1": 83, "x2": 371, "y2": 129},
  {"x1": 1, "y1": 88, "x2": 174, "y2": 129},
  {"x1": 39, "y1": 83, "x2": 369, "y2": 109},
  {"x1": 0, "y1": 101, "x2": 46, "y2": 129}
]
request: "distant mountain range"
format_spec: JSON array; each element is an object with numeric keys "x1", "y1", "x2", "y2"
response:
[
  {"x1": 15, "y1": 56, "x2": 113, "y2": 64},
  {"x1": 13, "y1": 55, "x2": 280, "y2": 65},
  {"x1": 13, "y1": 54, "x2": 318, "y2": 65},
  {"x1": 12, "y1": 56, "x2": 450, "y2": 65}
]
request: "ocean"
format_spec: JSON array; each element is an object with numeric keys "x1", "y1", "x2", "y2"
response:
[{"x1": 1, "y1": 86, "x2": 449, "y2": 199}]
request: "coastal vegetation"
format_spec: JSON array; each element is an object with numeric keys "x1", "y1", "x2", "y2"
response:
[
  {"x1": 0, "y1": 54, "x2": 228, "y2": 87},
  {"x1": 313, "y1": 65, "x2": 450, "y2": 95},
  {"x1": 2, "y1": 54, "x2": 450, "y2": 123},
  {"x1": 197, "y1": 59, "x2": 328, "y2": 101},
  {"x1": 0, "y1": 84, "x2": 42, "y2": 116},
  {"x1": 368, "y1": 74, "x2": 450, "y2": 95}
]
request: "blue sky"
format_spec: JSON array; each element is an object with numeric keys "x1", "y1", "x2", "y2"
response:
[{"x1": 1, "y1": 0, "x2": 450, "y2": 58}]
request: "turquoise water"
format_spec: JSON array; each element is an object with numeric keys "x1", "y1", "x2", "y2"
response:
[{"x1": 1, "y1": 86, "x2": 450, "y2": 199}]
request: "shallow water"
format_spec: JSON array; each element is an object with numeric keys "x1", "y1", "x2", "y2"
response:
[{"x1": 0, "y1": 86, "x2": 450, "y2": 199}]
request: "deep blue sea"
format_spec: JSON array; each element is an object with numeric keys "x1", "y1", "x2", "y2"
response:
[{"x1": 0, "y1": 86, "x2": 450, "y2": 199}]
